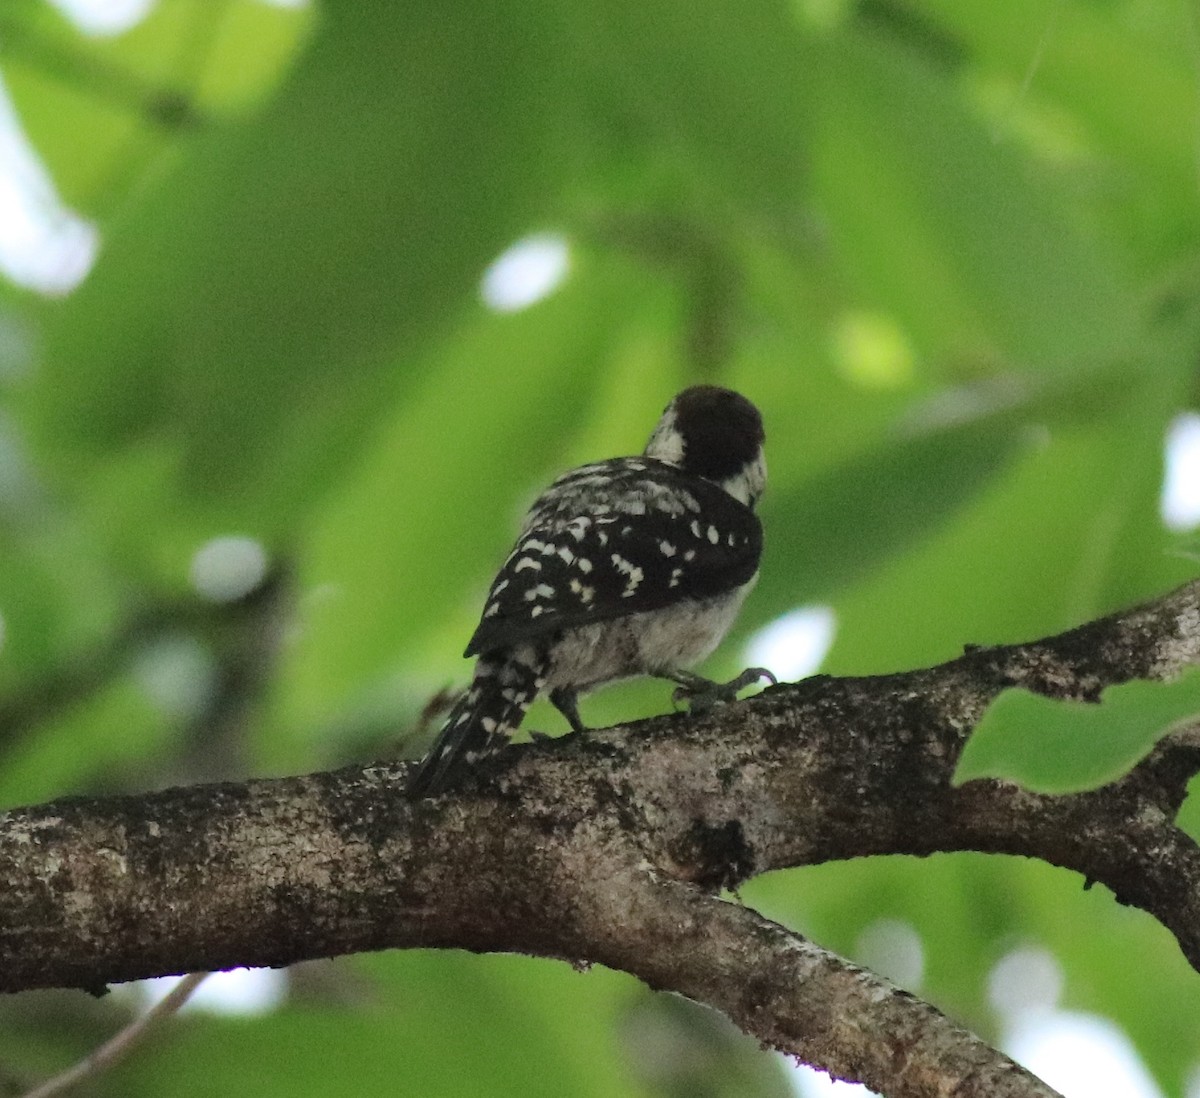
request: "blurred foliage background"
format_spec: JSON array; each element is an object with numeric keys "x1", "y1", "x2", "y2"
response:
[{"x1": 1, "y1": 0, "x2": 1200, "y2": 1095}]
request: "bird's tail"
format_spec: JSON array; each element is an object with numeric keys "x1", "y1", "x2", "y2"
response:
[{"x1": 406, "y1": 651, "x2": 546, "y2": 797}]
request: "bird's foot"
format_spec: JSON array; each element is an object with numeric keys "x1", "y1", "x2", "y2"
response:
[
  {"x1": 671, "y1": 667, "x2": 777, "y2": 713},
  {"x1": 549, "y1": 686, "x2": 588, "y2": 735}
]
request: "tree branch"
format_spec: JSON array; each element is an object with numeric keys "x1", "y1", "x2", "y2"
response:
[
  {"x1": 576, "y1": 870, "x2": 1058, "y2": 1097},
  {"x1": 5, "y1": 579, "x2": 1200, "y2": 1096}
]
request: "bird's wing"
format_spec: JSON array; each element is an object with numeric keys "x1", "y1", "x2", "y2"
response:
[{"x1": 464, "y1": 459, "x2": 761, "y2": 658}]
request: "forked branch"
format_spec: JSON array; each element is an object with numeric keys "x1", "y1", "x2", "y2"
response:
[{"x1": 5, "y1": 580, "x2": 1200, "y2": 1097}]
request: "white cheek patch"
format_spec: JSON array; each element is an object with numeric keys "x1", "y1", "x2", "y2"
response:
[
  {"x1": 643, "y1": 406, "x2": 686, "y2": 466},
  {"x1": 719, "y1": 453, "x2": 766, "y2": 507}
]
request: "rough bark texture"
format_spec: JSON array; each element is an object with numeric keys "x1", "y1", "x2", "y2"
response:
[{"x1": 5, "y1": 580, "x2": 1200, "y2": 1097}]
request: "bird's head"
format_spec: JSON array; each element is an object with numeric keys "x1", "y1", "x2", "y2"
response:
[{"x1": 643, "y1": 385, "x2": 766, "y2": 507}]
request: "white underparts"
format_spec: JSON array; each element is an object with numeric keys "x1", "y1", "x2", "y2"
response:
[{"x1": 540, "y1": 576, "x2": 758, "y2": 694}]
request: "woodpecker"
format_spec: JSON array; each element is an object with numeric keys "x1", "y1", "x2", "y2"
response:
[{"x1": 406, "y1": 385, "x2": 771, "y2": 796}]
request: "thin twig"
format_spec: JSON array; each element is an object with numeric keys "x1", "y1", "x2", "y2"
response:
[
  {"x1": 992, "y1": 0, "x2": 1066, "y2": 143},
  {"x1": 20, "y1": 973, "x2": 210, "y2": 1098}
]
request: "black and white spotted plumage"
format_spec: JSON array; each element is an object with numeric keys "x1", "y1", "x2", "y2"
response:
[{"x1": 406, "y1": 385, "x2": 768, "y2": 796}]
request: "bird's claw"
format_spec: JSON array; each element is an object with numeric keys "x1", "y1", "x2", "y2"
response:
[{"x1": 672, "y1": 666, "x2": 777, "y2": 713}]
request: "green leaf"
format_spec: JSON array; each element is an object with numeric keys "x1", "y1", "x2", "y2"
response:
[
  {"x1": 823, "y1": 386, "x2": 1186, "y2": 679},
  {"x1": 808, "y1": 25, "x2": 1139, "y2": 368},
  {"x1": 955, "y1": 668, "x2": 1200, "y2": 792},
  {"x1": 19, "y1": 0, "x2": 562, "y2": 532},
  {"x1": 760, "y1": 412, "x2": 1031, "y2": 607}
]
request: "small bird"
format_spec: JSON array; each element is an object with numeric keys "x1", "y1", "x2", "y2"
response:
[{"x1": 406, "y1": 385, "x2": 772, "y2": 796}]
